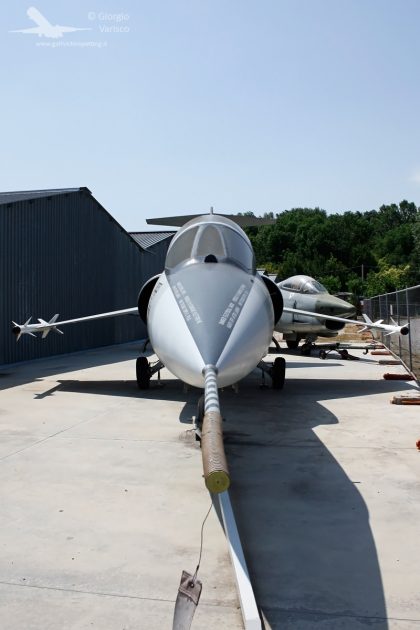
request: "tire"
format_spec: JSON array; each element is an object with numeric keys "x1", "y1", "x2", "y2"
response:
[
  {"x1": 271, "y1": 357, "x2": 286, "y2": 390},
  {"x1": 300, "y1": 343, "x2": 312, "y2": 356},
  {"x1": 286, "y1": 340, "x2": 299, "y2": 349},
  {"x1": 319, "y1": 350, "x2": 327, "y2": 360},
  {"x1": 195, "y1": 395, "x2": 205, "y2": 442},
  {"x1": 196, "y1": 395, "x2": 205, "y2": 428},
  {"x1": 136, "y1": 356, "x2": 150, "y2": 389}
]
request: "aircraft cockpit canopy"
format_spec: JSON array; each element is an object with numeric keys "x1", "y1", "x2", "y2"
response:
[
  {"x1": 165, "y1": 218, "x2": 256, "y2": 273},
  {"x1": 279, "y1": 275, "x2": 328, "y2": 294}
]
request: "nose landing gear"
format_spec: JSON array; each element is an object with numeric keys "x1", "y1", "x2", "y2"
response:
[
  {"x1": 136, "y1": 357, "x2": 150, "y2": 389},
  {"x1": 136, "y1": 356, "x2": 165, "y2": 389},
  {"x1": 194, "y1": 395, "x2": 205, "y2": 441},
  {"x1": 271, "y1": 357, "x2": 286, "y2": 389},
  {"x1": 258, "y1": 356, "x2": 286, "y2": 389}
]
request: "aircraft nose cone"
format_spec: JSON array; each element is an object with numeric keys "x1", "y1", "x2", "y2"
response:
[
  {"x1": 163, "y1": 263, "x2": 274, "y2": 388},
  {"x1": 315, "y1": 296, "x2": 356, "y2": 319}
]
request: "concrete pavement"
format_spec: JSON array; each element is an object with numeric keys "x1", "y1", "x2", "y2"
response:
[
  {"x1": 0, "y1": 343, "x2": 242, "y2": 630},
  {"x1": 224, "y1": 345, "x2": 420, "y2": 629},
  {"x1": 0, "y1": 341, "x2": 419, "y2": 629}
]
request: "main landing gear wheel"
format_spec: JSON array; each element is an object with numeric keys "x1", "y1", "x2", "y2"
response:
[
  {"x1": 286, "y1": 340, "x2": 299, "y2": 349},
  {"x1": 300, "y1": 342, "x2": 312, "y2": 356},
  {"x1": 196, "y1": 395, "x2": 204, "y2": 427},
  {"x1": 271, "y1": 357, "x2": 286, "y2": 389},
  {"x1": 136, "y1": 356, "x2": 151, "y2": 389},
  {"x1": 195, "y1": 395, "x2": 205, "y2": 442}
]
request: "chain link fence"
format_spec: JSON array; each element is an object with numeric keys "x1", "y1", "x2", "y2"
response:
[{"x1": 363, "y1": 285, "x2": 420, "y2": 380}]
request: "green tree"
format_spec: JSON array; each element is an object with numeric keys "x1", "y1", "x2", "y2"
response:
[
  {"x1": 365, "y1": 261, "x2": 412, "y2": 296},
  {"x1": 247, "y1": 201, "x2": 419, "y2": 290},
  {"x1": 318, "y1": 275, "x2": 341, "y2": 293}
]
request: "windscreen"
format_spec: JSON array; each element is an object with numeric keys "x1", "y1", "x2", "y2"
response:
[
  {"x1": 165, "y1": 227, "x2": 199, "y2": 269},
  {"x1": 165, "y1": 222, "x2": 255, "y2": 273},
  {"x1": 280, "y1": 275, "x2": 328, "y2": 294}
]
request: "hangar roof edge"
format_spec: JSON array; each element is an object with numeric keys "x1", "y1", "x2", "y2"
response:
[
  {"x1": 0, "y1": 187, "x2": 150, "y2": 253},
  {"x1": 0, "y1": 187, "x2": 90, "y2": 205},
  {"x1": 129, "y1": 231, "x2": 176, "y2": 249}
]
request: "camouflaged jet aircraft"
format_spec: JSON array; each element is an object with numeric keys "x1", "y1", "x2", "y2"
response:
[{"x1": 276, "y1": 275, "x2": 356, "y2": 353}]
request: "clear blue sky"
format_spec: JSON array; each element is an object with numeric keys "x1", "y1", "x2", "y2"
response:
[{"x1": 2, "y1": 1, "x2": 420, "y2": 230}]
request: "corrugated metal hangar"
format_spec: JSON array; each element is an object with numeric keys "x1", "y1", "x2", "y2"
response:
[{"x1": 0, "y1": 187, "x2": 175, "y2": 365}]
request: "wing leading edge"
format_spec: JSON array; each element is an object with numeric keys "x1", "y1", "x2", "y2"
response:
[
  {"x1": 283, "y1": 307, "x2": 409, "y2": 336},
  {"x1": 146, "y1": 213, "x2": 275, "y2": 227},
  {"x1": 12, "y1": 307, "x2": 138, "y2": 341}
]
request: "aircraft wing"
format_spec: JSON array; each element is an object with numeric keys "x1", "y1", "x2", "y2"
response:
[
  {"x1": 146, "y1": 214, "x2": 275, "y2": 227},
  {"x1": 56, "y1": 26, "x2": 92, "y2": 33},
  {"x1": 9, "y1": 27, "x2": 44, "y2": 34},
  {"x1": 283, "y1": 307, "x2": 410, "y2": 336},
  {"x1": 12, "y1": 307, "x2": 138, "y2": 341}
]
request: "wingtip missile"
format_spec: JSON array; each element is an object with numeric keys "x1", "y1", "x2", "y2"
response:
[
  {"x1": 11, "y1": 314, "x2": 63, "y2": 340},
  {"x1": 38, "y1": 314, "x2": 63, "y2": 338},
  {"x1": 12, "y1": 317, "x2": 33, "y2": 341},
  {"x1": 12, "y1": 321, "x2": 22, "y2": 341},
  {"x1": 361, "y1": 313, "x2": 409, "y2": 336},
  {"x1": 390, "y1": 317, "x2": 410, "y2": 335}
]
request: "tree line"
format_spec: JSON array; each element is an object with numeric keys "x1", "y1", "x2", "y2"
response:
[{"x1": 243, "y1": 201, "x2": 420, "y2": 297}]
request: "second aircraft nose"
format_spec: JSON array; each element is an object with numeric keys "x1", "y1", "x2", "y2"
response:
[{"x1": 315, "y1": 295, "x2": 356, "y2": 319}]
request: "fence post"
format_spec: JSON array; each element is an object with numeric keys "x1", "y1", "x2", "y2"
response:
[
  {"x1": 396, "y1": 290, "x2": 402, "y2": 358},
  {"x1": 406, "y1": 287, "x2": 413, "y2": 372},
  {"x1": 366, "y1": 287, "x2": 418, "y2": 381}
]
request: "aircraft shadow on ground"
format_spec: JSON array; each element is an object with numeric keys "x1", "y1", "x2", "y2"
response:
[
  {"x1": 19, "y1": 358, "x2": 417, "y2": 628},
  {"x1": 215, "y1": 372, "x2": 404, "y2": 629},
  {"x1": 33, "y1": 376, "x2": 202, "y2": 425},
  {"x1": 42, "y1": 371, "x2": 415, "y2": 404},
  {"x1": 0, "y1": 341, "x2": 148, "y2": 393}
]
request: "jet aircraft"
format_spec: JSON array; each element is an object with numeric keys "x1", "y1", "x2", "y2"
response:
[
  {"x1": 11, "y1": 211, "x2": 409, "y2": 493},
  {"x1": 10, "y1": 7, "x2": 91, "y2": 39},
  {"x1": 275, "y1": 274, "x2": 356, "y2": 353}
]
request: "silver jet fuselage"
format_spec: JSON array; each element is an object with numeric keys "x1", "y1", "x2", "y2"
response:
[{"x1": 146, "y1": 215, "x2": 276, "y2": 388}]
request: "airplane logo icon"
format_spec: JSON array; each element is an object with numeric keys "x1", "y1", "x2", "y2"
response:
[{"x1": 10, "y1": 6, "x2": 92, "y2": 39}]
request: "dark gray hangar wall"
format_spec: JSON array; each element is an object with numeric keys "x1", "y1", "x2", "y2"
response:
[
  {"x1": 0, "y1": 187, "x2": 163, "y2": 365},
  {"x1": 129, "y1": 230, "x2": 175, "y2": 271}
]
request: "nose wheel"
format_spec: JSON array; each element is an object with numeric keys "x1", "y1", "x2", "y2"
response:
[
  {"x1": 258, "y1": 357, "x2": 286, "y2": 389},
  {"x1": 194, "y1": 394, "x2": 205, "y2": 441},
  {"x1": 136, "y1": 356, "x2": 151, "y2": 389},
  {"x1": 271, "y1": 356, "x2": 286, "y2": 389},
  {"x1": 136, "y1": 357, "x2": 165, "y2": 389},
  {"x1": 300, "y1": 342, "x2": 314, "y2": 356}
]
